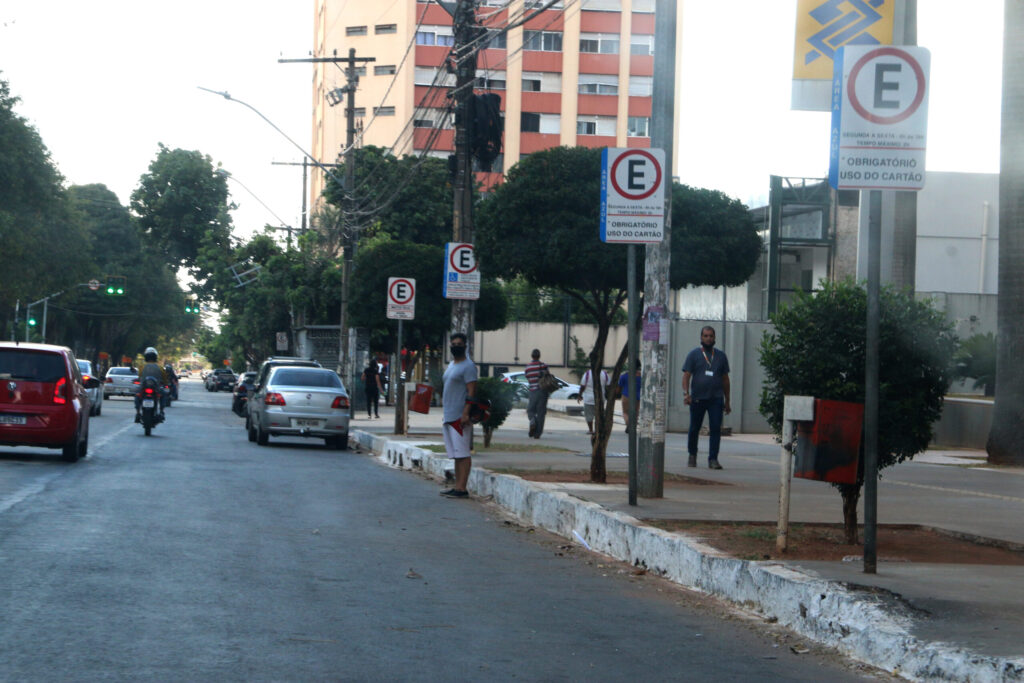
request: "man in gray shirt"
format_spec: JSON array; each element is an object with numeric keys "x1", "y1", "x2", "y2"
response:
[{"x1": 440, "y1": 332, "x2": 478, "y2": 498}]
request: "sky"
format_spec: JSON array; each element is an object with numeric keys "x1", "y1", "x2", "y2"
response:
[{"x1": 0, "y1": 1, "x2": 1005, "y2": 241}]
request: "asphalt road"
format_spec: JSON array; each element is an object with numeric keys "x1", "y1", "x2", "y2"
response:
[{"x1": 0, "y1": 380, "x2": 881, "y2": 681}]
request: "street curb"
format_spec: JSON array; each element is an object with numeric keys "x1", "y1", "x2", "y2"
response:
[{"x1": 352, "y1": 429, "x2": 1024, "y2": 682}]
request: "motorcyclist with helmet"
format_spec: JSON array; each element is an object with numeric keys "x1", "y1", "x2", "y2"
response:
[
  {"x1": 164, "y1": 362, "x2": 179, "y2": 401},
  {"x1": 135, "y1": 346, "x2": 169, "y2": 423}
]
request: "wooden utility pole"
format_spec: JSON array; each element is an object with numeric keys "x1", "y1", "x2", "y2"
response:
[
  {"x1": 638, "y1": 0, "x2": 677, "y2": 498},
  {"x1": 449, "y1": 0, "x2": 478, "y2": 350}
]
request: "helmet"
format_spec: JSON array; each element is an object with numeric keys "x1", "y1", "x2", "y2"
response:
[{"x1": 144, "y1": 347, "x2": 158, "y2": 362}]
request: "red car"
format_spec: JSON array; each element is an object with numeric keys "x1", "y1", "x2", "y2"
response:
[{"x1": 0, "y1": 342, "x2": 99, "y2": 462}]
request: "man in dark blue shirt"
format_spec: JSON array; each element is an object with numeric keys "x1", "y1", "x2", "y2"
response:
[{"x1": 681, "y1": 326, "x2": 731, "y2": 469}]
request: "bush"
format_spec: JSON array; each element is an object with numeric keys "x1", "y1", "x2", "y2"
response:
[
  {"x1": 758, "y1": 280, "x2": 957, "y2": 541},
  {"x1": 474, "y1": 376, "x2": 519, "y2": 446},
  {"x1": 954, "y1": 332, "x2": 996, "y2": 396}
]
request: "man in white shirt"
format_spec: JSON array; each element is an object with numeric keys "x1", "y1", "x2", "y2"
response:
[{"x1": 577, "y1": 366, "x2": 609, "y2": 436}]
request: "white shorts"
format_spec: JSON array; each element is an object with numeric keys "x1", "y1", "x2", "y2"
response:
[{"x1": 442, "y1": 421, "x2": 472, "y2": 459}]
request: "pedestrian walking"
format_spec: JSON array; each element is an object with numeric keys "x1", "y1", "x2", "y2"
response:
[
  {"x1": 361, "y1": 357, "x2": 383, "y2": 418},
  {"x1": 577, "y1": 365, "x2": 609, "y2": 436},
  {"x1": 524, "y1": 349, "x2": 550, "y2": 438},
  {"x1": 618, "y1": 361, "x2": 642, "y2": 433},
  {"x1": 440, "y1": 333, "x2": 478, "y2": 498},
  {"x1": 682, "y1": 326, "x2": 731, "y2": 470}
]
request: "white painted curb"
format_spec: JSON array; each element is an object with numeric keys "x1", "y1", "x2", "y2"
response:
[{"x1": 352, "y1": 430, "x2": 1024, "y2": 682}]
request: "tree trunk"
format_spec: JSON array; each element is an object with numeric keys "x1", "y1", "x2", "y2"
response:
[
  {"x1": 840, "y1": 485, "x2": 861, "y2": 545},
  {"x1": 988, "y1": 0, "x2": 1024, "y2": 465},
  {"x1": 483, "y1": 426, "x2": 493, "y2": 447}
]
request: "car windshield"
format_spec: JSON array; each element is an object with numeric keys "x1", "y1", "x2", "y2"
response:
[
  {"x1": 271, "y1": 369, "x2": 343, "y2": 388},
  {"x1": 0, "y1": 350, "x2": 65, "y2": 382}
]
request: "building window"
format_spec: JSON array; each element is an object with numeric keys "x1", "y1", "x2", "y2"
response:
[
  {"x1": 353, "y1": 66, "x2": 367, "y2": 77},
  {"x1": 375, "y1": 24, "x2": 397, "y2": 34},
  {"x1": 632, "y1": 0, "x2": 655, "y2": 12},
  {"x1": 521, "y1": 112, "x2": 541, "y2": 133},
  {"x1": 414, "y1": 119, "x2": 433, "y2": 128},
  {"x1": 374, "y1": 65, "x2": 397, "y2": 75},
  {"x1": 522, "y1": 77, "x2": 541, "y2": 92},
  {"x1": 583, "y1": 0, "x2": 622, "y2": 9},
  {"x1": 525, "y1": 0, "x2": 563, "y2": 7},
  {"x1": 416, "y1": 27, "x2": 454, "y2": 46},
  {"x1": 485, "y1": 29, "x2": 507, "y2": 49},
  {"x1": 627, "y1": 116, "x2": 650, "y2": 137},
  {"x1": 577, "y1": 116, "x2": 616, "y2": 136},
  {"x1": 374, "y1": 106, "x2": 396, "y2": 116},
  {"x1": 346, "y1": 25, "x2": 367, "y2": 36},
  {"x1": 416, "y1": 31, "x2": 435, "y2": 45},
  {"x1": 579, "y1": 74, "x2": 619, "y2": 95},
  {"x1": 523, "y1": 30, "x2": 562, "y2": 52},
  {"x1": 628, "y1": 75, "x2": 653, "y2": 97},
  {"x1": 577, "y1": 120, "x2": 597, "y2": 135},
  {"x1": 475, "y1": 75, "x2": 506, "y2": 90},
  {"x1": 579, "y1": 33, "x2": 619, "y2": 54},
  {"x1": 630, "y1": 35, "x2": 655, "y2": 56}
]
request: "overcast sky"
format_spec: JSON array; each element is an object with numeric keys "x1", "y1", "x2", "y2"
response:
[{"x1": 0, "y1": 1, "x2": 1005, "y2": 242}]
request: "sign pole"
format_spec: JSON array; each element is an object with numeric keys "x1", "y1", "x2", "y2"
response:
[
  {"x1": 394, "y1": 319, "x2": 405, "y2": 436},
  {"x1": 627, "y1": 244, "x2": 638, "y2": 507},
  {"x1": 864, "y1": 189, "x2": 882, "y2": 573}
]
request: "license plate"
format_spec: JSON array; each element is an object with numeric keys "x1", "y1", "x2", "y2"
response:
[
  {"x1": 0, "y1": 414, "x2": 26, "y2": 425},
  {"x1": 294, "y1": 418, "x2": 321, "y2": 428},
  {"x1": 142, "y1": 399, "x2": 155, "y2": 408}
]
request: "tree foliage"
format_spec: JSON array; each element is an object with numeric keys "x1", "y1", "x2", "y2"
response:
[
  {"x1": 758, "y1": 279, "x2": 957, "y2": 541},
  {"x1": 474, "y1": 376, "x2": 519, "y2": 446},
  {"x1": 131, "y1": 144, "x2": 233, "y2": 281},
  {"x1": 954, "y1": 332, "x2": 996, "y2": 396},
  {"x1": 476, "y1": 145, "x2": 761, "y2": 481}
]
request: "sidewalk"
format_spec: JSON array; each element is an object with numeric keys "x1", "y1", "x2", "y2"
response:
[{"x1": 351, "y1": 400, "x2": 1024, "y2": 681}]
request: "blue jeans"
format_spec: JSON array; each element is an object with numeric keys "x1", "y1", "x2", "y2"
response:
[{"x1": 688, "y1": 397, "x2": 724, "y2": 461}]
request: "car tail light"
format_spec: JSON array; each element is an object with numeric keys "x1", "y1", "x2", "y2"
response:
[
  {"x1": 105, "y1": 377, "x2": 113, "y2": 384},
  {"x1": 331, "y1": 396, "x2": 350, "y2": 409},
  {"x1": 265, "y1": 392, "x2": 286, "y2": 406},
  {"x1": 53, "y1": 376, "x2": 68, "y2": 404}
]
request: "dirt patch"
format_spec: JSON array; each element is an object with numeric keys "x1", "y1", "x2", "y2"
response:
[
  {"x1": 644, "y1": 520, "x2": 1024, "y2": 565},
  {"x1": 492, "y1": 468, "x2": 728, "y2": 486}
]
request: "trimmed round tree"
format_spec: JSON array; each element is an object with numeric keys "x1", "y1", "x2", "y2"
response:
[{"x1": 758, "y1": 279, "x2": 957, "y2": 543}]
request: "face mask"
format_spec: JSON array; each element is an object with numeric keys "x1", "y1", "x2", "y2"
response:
[{"x1": 451, "y1": 345, "x2": 466, "y2": 357}]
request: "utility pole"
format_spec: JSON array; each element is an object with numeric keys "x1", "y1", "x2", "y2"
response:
[
  {"x1": 449, "y1": 0, "x2": 479, "y2": 350},
  {"x1": 638, "y1": 0, "x2": 677, "y2": 498}
]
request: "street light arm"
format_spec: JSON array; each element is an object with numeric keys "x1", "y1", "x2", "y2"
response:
[{"x1": 198, "y1": 87, "x2": 347, "y2": 190}]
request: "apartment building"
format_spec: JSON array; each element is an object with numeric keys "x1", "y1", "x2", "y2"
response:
[{"x1": 310, "y1": 0, "x2": 682, "y2": 207}]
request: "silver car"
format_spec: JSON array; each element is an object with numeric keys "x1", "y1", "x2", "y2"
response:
[
  {"x1": 247, "y1": 367, "x2": 350, "y2": 450},
  {"x1": 103, "y1": 366, "x2": 138, "y2": 398},
  {"x1": 77, "y1": 360, "x2": 103, "y2": 416}
]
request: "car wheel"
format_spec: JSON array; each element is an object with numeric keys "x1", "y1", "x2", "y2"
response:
[
  {"x1": 96, "y1": 402, "x2": 102, "y2": 416},
  {"x1": 256, "y1": 421, "x2": 268, "y2": 446},
  {"x1": 336, "y1": 433, "x2": 349, "y2": 451},
  {"x1": 247, "y1": 417, "x2": 256, "y2": 443},
  {"x1": 62, "y1": 433, "x2": 81, "y2": 463}
]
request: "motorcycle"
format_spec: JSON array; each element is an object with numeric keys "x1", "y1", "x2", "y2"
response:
[{"x1": 135, "y1": 376, "x2": 166, "y2": 436}]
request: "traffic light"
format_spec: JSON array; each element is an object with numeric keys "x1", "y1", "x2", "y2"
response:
[
  {"x1": 27, "y1": 317, "x2": 36, "y2": 327},
  {"x1": 105, "y1": 275, "x2": 126, "y2": 295},
  {"x1": 185, "y1": 298, "x2": 200, "y2": 314}
]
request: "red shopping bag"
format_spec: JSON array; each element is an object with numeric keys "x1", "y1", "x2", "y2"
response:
[{"x1": 409, "y1": 383, "x2": 433, "y2": 414}]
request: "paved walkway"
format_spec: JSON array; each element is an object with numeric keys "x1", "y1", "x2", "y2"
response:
[{"x1": 352, "y1": 398, "x2": 1024, "y2": 673}]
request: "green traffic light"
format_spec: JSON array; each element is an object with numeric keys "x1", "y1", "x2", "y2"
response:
[
  {"x1": 106, "y1": 286, "x2": 114, "y2": 294},
  {"x1": 27, "y1": 318, "x2": 36, "y2": 326},
  {"x1": 116, "y1": 287, "x2": 124, "y2": 295}
]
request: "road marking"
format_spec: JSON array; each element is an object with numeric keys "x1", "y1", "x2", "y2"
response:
[
  {"x1": 885, "y1": 480, "x2": 1024, "y2": 504},
  {"x1": 91, "y1": 422, "x2": 136, "y2": 453}
]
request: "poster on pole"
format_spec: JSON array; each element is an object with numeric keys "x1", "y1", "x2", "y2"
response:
[
  {"x1": 443, "y1": 243, "x2": 480, "y2": 300},
  {"x1": 600, "y1": 148, "x2": 665, "y2": 244},
  {"x1": 386, "y1": 277, "x2": 416, "y2": 320}
]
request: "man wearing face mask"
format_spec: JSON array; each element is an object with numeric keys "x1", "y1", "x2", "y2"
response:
[
  {"x1": 440, "y1": 332, "x2": 478, "y2": 498},
  {"x1": 682, "y1": 326, "x2": 731, "y2": 470}
]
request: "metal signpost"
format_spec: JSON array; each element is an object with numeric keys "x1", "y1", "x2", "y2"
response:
[
  {"x1": 600, "y1": 147, "x2": 666, "y2": 506},
  {"x1": 829, "y1": 45, "x2": 930, "y2": 573},
  {"x1": 387, "y1": 278, "x2": 416, "y2": 434}
]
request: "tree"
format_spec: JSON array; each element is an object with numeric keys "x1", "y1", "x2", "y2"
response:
[
  {"x1": 954, "y1": 332, "x2": 996, "y2": 397},
  {"x1": 131, "y1": 144, "x2": 233, "y2": 281},
  {"x1": 474, "y1": 377, "x2": 519, "y2": 447},
  {"x1": 987, "y1": 1, "x2": 1024, "y2": 465},
  {"x1": 0, "y1": 75, "x2": 93, "y2": 331},
  {"x1": 322, "y1": 145, "x2": 453, "y2": 245},
  {"x1": 758, "y1": 279, "x2": 957, "y2": 543},
  {"x1": 476, "y1": 146, "x2": 761, "y2": 482}
]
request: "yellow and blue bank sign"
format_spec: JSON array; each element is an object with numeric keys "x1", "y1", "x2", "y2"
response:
[{"x1": 792, "y1": 0, "x2": 895, "y2": 110}]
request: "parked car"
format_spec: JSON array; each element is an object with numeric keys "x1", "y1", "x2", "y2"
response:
[
  {"x1": 232, "y1": 371, "x2": 258, "y2": 416},
  {"x1": 500, "y1": 371, "x2": 581, "y2": 400},
  {"x1": 246, "y1": 357, "x2": 322, "y2": 432},
  {"x1": 0, "y1": 342, "x2": 99, "y2": 462},
  {"x1": 205, "y1": 368, "x2": 237, "y2": 392},
  {"x1": 103, "y1": 366, "x2": 138, "y2": 397},
  {"x1": 77, "y1": 359, "x2": 103, "y2": 416},
  {"x1": 248, "y1": 366, "x2": 350, "y2": 450}
]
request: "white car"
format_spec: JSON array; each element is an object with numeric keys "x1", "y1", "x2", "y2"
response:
[
  {"x1": 500, "y1": 371, "x2": 581, "y2": 400},
  {"x1": 103, "y1": 366, "x2": 138, "y2": 398},
  {"x1": 77, "y1": 360, "x2": 103, "y2": 416}
]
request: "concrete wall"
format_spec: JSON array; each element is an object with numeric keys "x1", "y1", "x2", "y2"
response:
[
  {"x1": 473, "y1": 321, "x2": 629, "y2": 374},
  {"x1": 932, "y1": 398, "x2": 993, "y2": 449}
]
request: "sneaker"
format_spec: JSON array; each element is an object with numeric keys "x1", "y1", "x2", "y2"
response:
[
  {"x1": 708, "y1": 460, "x2": 723, "y2": 470},
  {"x1": 134, "y1": 414, "x2": 141, "y2": 424},
  {"x1": 528, "y1": 423, "x2": 536, "y2": 438},
  {"x1": 440, "y1": 488, "x2": 469, "y2": 498},
  {"x1": 687, "y1": 454, "x2": 697, "y2": 468}
]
